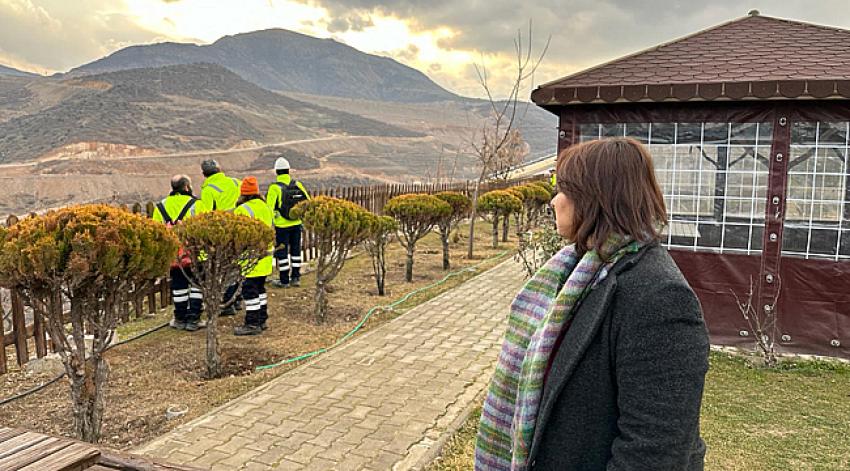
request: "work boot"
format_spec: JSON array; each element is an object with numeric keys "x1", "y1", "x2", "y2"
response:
[
  {"x1": 291, "y1": 278, "x2": 301, "y2": 287},
  {"x1": 169, "y1": 319, "x2": 186, "y2": 330},
  {"x1": 184, "y1": 320, "x2": 204, "y2": 332},
  {"x1": 234, "y1": 324, "x2": 263, "y2": 336},
  {"x1": 270, "y1": 280, "x2": 289, "y2": 289},
  {"x1": 220, "y1": 305, "x2": 236, "y2": 317}
]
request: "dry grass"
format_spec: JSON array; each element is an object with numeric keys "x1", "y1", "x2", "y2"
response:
[
  {"x1": 0, "y1": 221, "x2": 515, "y2": 449},
  {"x1": 427, "y1": 352, "x2": 850, "y2": 470}
]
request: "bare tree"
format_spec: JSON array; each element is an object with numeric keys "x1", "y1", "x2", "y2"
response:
[
  {"x1": 467, "y1": 21, "x2": 549, "y2": 258},
  {"x1": 492, "y1": 130, "x2": 530, "y2": 181},
  {"x1": 731, "y1": 277, "x2": 782, "y2": 367}
]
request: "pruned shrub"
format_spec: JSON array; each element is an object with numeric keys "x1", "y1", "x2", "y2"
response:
[
  {"x1": 477, "y1": 190, "x2": 522, "y2": 248},
  {"x1": 175, "y1": 211, "x2": 274, "y2": 378},
  {"x1": 385, "y1": 194, "x2": 451, "y2": 282},
  {"x1": 532, "y1": 180, "x2": 555, "y2": 198},
  {"x1": 0, "y1": 205, "x2": 178, "y2": 442},
  {"x1": 363, "y1": 213, "x2": 398, "y2": 296},
  {"x1": 434, "y1": 192, "x2": 472, "y2": 270},
  {"x1": 291, "y1": 196, "x2": 372, "y2": 322},
  {"x1": 512, "y1": 183, "x2": 553, "y2": 232}
]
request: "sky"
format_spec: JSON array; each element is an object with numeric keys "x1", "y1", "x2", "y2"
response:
[{"x1": 2, "y1": 0, "x2": 850, "y2": 98}]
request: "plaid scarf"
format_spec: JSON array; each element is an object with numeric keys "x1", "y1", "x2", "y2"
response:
[{"x1": 475, "y1": 236, "x2": 642, "y2": 470}]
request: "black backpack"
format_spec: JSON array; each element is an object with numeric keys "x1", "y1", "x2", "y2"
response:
[{"x1": 273, "y1": 181, "x2": 307, "y2": 219}]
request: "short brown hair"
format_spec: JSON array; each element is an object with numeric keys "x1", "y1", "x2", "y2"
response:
[{"x1": 556, "y1": 137, "x2": 667, "y2": 255}]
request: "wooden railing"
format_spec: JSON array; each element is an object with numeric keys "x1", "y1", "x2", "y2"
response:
[{"x1": 1, "y1": 175, "x2": 544, "y2": 375}]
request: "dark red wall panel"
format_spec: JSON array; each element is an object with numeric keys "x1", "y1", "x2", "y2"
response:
[{"x1": 670, "y1": 249, "x2": 850, "y2": 359}]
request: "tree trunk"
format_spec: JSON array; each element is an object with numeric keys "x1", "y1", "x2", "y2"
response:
[
  {"x1": 375, "y1": 246, "x2": 387, "y2": 296},
  {"x1": 405, "y1": 245, "x2": 415, "y2": 282},
  {"x1": 441, "y1": 232, "x2": 450, "y2": 270},
  {"x1": 205, "y1": 307, "x2": 221, "y2": 379},
  {"x1": 467, "y1": 182, "x2": 482, "y2": 258},
  {"x1": 70, "y1": 355, "x2": 108, "y2": 443},
  {"x1": 314, "y1": 281, "x2": 328, "y2": 324},
  {"x1": 377, "y1": 258, "x2": 386, "y2": 296},
  {"x1": 713, "y1": 145, "x2": 729, "y2": 221},
  {"x1": 502, "y1": 214, "x2": 510, "y2": 242},
  {"x1": 492, "y1": 218, "x2": 499, "y2": 248}
]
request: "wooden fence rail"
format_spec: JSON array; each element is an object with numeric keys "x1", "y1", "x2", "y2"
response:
[{"x1": 1, "y1": 175, "x2": 544, "y2": 375}]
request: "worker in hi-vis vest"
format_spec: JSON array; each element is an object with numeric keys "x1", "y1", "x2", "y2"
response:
[
  {"x1": 232, "y1": 177, "x2": 274, "y2": 336},
  {"x1": 200, "y1": 159, "x2": 241, "y2": 211},
  {"x1": 550, "y1": 168, "x2": 557, "y2": 187},
  {"x1": 200, "y1": 159, "x2": 243, "y2": 316},
  {"x1": 153, "y1": 175, "x2": 210, "y2": 332},
  {"x1": 266, "y1": 156, "x2": 310, "y2": 288}
]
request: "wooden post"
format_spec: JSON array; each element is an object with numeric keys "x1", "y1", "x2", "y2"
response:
[
  {"x1": 0, "y1": 332, "x2": 6, "y2": 375},
  {"x1": 120, "y1": 299, "x2": 130, "y2": 323},
  {"x1": 10, "y1": 289, "x2": 28, "y2": 366},
  {"x1": 148, "y1": 282, "x2": 157, "y2": 314}
]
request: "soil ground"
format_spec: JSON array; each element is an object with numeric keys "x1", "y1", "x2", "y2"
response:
[{"x1": 0, "y1": 220, "x2": 516, "y2": 450}]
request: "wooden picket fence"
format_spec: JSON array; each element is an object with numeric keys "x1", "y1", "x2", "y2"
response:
[{"x1": 1, "y1": 175, "x2": 544, "y2": 375}]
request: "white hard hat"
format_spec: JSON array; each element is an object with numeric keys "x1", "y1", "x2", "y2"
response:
[{"x1": 274, "y1": 157, "x2": 290, "y2": 170}]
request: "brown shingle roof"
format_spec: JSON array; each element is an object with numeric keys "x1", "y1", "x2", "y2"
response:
[{"x1": 532, "y1": 14, "x2": 850, "y2": 107}]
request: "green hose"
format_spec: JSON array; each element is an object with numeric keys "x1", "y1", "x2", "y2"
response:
[{"x1": 255, "y1": 250, "x2": 510, "y2": 371}]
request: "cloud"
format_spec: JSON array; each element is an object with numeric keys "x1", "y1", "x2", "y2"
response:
[
  {"x1": 326, "y1": 13, "x2": 374, "y2": 33},
  {"x1": 308, "y1": 0, "x2": 850, "y2": 84},
  {"x1": 0, "y1": 0, "x2": 166, "y2": 72}
]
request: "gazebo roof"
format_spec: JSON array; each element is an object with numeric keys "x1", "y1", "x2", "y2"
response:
[{"x1": 531, "y1": 13, "x2": 850, "y2": 109}]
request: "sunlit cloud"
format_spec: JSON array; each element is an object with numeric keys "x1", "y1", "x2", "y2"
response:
[{"x1": 3, "y1": 1, "x2": 850, "y2": 98}]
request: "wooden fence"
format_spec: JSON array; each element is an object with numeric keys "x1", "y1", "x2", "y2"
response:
[{"x1": 1, "y1": 175, "x2": 544, "y2": 375}]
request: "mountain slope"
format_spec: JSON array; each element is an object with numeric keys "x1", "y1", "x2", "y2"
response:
[
  {"x1": 66, "y1": 29, "x2": 458, "y2": 103},
  {"x1": 0, "y1": 64, "x2": 38, "y2": 77},
  {"x1": 0, "y1": 63, "x2": 423, "y2": 163}
]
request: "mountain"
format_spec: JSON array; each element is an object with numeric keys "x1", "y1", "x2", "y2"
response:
[
  {"x1": 0, "y1": 63, "x2": 422, "y2": 163},
  {"x1": 0, "y1": 64, "x2": 38, "y2": 77},
  {"x1": 65, "y1": 29, "x2": 459, "y2": 103}
]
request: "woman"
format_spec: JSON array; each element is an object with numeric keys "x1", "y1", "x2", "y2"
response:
[
  {"x1": 233, "y1": 176, "x2": 274, "y2": 336},
  {"x1": 475, "y1": 138, "x2": 709, "y2": 470}
]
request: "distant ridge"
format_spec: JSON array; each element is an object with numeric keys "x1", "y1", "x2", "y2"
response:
[
  {"x1": 0, "y1": 63, "x2": 423, "y2": 163},
  {"x1": 0, "y1": 64, "x2": 38, "y2": 77},
  {"x1": 65, "y1": 28, "x2": 459, "y2": 103}
]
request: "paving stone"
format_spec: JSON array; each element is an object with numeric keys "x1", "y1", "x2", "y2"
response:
[
  {"x1": 217, "y1": 448, "x2": 263, "y2": 469},
  {"x1": 137, "y1": 260, "x2": 525, "y2": 470},
  {"x1": 189, "y1": 449, "x2": 231, "y2": 468},
  {"x1": 307, "y1": 428, "x2": 344, "y2": 448},
  {"x1": 252, "y1": 443, "x2": 298, "y2": 466},
  {"x1": 367, "y1": 450, "x2": 404, "y2": 469},
  {"x1": 338, "y1": 426, "x2": 373, "y2": 446},
  {"x1": 285, "y1": 443, "x2": 326, "y2": 464}
]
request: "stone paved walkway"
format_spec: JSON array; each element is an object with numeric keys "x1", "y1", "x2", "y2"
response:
[{"x1": 137, "y1": 259, "x2": 525, "y2": 470}]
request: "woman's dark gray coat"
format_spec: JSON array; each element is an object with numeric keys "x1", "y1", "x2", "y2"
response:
[{"x1": 528, "y1": 243, "x2": 709, "y2": 471}]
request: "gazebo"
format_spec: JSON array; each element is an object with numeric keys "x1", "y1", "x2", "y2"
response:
[{"x1": 532, "y1": 12, "x2": 850, "y2": 358}]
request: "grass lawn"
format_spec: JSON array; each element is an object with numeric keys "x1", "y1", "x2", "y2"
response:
[
  {"x1": 0, "y1": 220, "x2": 514, "y2": 449},
  {"x1": 428, "y1": 352, "x2": 850, "y2": 471}
]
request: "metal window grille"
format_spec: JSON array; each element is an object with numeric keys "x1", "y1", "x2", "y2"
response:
[
  {"x1": 581, "y1": 122, "x2": 776, "y2": 256},
  {"x1": 782, "y1": 121, "x2": 850, "y2": 260}
]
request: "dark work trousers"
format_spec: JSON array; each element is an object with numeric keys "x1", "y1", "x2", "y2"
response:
[
  {"x1": 275, "y1": 225, "x2": 303, "y2": 284},
  {"x1": 170, "y1": 267, "x2": 202, "y2": 323},
  {"x1": 242, "y1": 276, "x2": 268, "y2": 327},
  {"x1": 223, "y1": 283, "x2": 241, "y2": 308}
]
